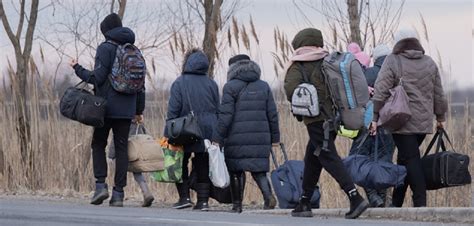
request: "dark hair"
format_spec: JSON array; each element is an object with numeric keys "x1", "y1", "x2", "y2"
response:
[{"x1": 182, "y1": 48, "x2": 202, "y2": 73}]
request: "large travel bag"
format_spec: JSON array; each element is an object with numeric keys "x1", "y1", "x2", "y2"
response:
[
  {"x1": 422, "y1": 128, "x2": 471, "y2": 190},
  {"x1": 270, "y1": 143, "x2": 320, "y2": 209}
]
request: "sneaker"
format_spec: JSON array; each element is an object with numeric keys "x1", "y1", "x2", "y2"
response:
[
  {"x1": 345, "y1": 190, "x2": 369, "y2": 219},
  {"x1": 291, "y1": 197, "x2": 312, "y2": 218},
  {"x1": 90, "y1": 183, "x2": 109, "y2": 205},
  {"x1": 109, "y1": 189, "x2": 124, "y2": 207},
  {"x1": 263, "y1": 195, "x2": 277, "y2": 210},
  {"x1": 193, "y1": 202, "x2": 209, "y2": 211},
  {"x1": 230, "y1": 203, "x2": 243, "y2": 213},
  {"x1": 172, "y1": 198, "x2": 193, "y2": 209}
]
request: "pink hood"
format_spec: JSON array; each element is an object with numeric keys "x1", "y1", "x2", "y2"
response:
[{"x1": 347, "y1": 42, "x2": 370, "y2": 67}]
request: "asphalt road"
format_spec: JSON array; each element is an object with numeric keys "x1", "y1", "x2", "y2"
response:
[{"x1": 0, "y1": 199, "x2": 466, "y2": 226}]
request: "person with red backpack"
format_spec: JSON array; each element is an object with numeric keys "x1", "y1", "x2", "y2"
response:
[{"x1": 69, "y1": 13, "x2": 146, "y2": 207}]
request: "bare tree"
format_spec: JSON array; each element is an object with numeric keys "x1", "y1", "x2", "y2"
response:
[
  {"x1": 202, "y1": 0, "x2": 222, "y2": 79},
  {"x1": 0, "y1": 0, "x2": 40, "y2": 188},
  {"x1": 110, "y1": 0, "x2": 127, "y2": 19},
  {"x1": 347, "y1": 0, "x2": 362, "y2": 45}
]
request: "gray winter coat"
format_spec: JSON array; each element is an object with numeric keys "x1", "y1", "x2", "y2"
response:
[
  {"x1": 373, "y1": 38, "x2": 447, "y2": 134},
  {"x1": 214, "y1": 60, "x2": 280, "y2": 172},
  {"x1": 165, "y1": 51, "x2": 219, "y2": 153}
]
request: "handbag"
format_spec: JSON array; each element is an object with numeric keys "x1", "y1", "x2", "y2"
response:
[
  {"x1": 60, "y1": 78, "x2": 106, "y2": 128},
  {"x1": 422, "y1": 128, "x2": 471, "y2": 190},
  {"x1": 127, "y1": 124, "x2": 165, "y2": 173},
  {"x1": 166, "y1": 75, "x2": 203, "y2": 146},
  {"x1": 204, "y1": 139, "x2": 230, "y2": 188},
  {"x1": 152, "y1": 138, "x2": 184, "y2": 183},
  {"x1": 343, "y1": 131, "x2": 407, "y2": 190},
  {"x1": 377, "y1": 56, "x2": 411, "y2": 131}
]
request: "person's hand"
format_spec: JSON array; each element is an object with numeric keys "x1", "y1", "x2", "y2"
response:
[
  {"x1": 369, "y1": 121, "x2": 377, "y2": 136},
  {"x1": 134, "y1": 115, "x2": 144, "y2": 124},
  {"x1": 69, "y1": 59, "x2": 78, "y2": 68},
  {"x1": 272, "y1": 143, "x2": 280, "y2": 148},
  {"x1": 368, "y1": 86, "x2": 375, "y2": 97},
  {"x1": 436, "y1": 121, "x2": 444, "y2": 129}
]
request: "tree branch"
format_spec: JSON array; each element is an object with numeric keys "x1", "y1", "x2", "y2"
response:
[
  {"x1": 16, "y1": 0, "x2": 25, "y2": 38},
  {"x1": 0, "y1": 0, "x2": 21, "y2": 53},
  {"x1": 22, "y1": 0, "x2": 39, "y2": 58}
]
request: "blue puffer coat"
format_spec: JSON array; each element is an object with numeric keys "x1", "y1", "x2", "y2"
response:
[
  {"x1": 364, "y1": 56, "x2": 386, "y2": 87},
  {"x1": 165, "y1": 51, "x2": 219, "y2": 153},
  {"x1": 74, "y1": 27, "x2": 145, "y2": 119},
  {"x1": 214, "y1": 60, "x2": 280, "y2": 172}
]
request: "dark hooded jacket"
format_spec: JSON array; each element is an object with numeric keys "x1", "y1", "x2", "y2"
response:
[
  {"x1": 73, "y1": 16, "x2": 145, "y2": 119},
  {"x1": 165, "y1": 51, "x2": 219, "y2": 153},
  {"x1": 214, "y1": 60, "x2": 280, "y2": 172},
  {"x1": 364, "y1": 56, "x2": 386, "y2": 87}
]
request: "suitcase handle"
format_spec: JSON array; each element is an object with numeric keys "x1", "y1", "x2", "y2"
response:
[{"x1": 270, "y1": 143, "x2": 289, "y2": 169}]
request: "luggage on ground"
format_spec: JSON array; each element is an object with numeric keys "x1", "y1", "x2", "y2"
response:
[
  {"x1": 422, "y1": 128, "x2": 471, "y2": 190},
  {"x1": 343, "y1": 131, "x2": 406, "y2": 190},
  {"x1": 270, "y1": 143, "x2": 321, "y2": 209},
  {"x1": 204, "y1": 139, "x2": 230, "y2": 188},
  {"x1": 60, "y1": 80, "x2": 106, "y2": 128},
  {"x1": 152, "y1": 138, "x2": 184, "y2": 183},
  {"x1": 107, "y1": 40, "x2": 146, "y2": 94},
  {"x1": 127, "y1": 124, "x2": 165, "y2": 172}
]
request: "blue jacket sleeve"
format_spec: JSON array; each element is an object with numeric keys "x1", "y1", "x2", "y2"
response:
[
  {"x1": 164, "y1": 80, "x2": 182, "y2": 137},
  {"x1": 266, "y1": 85, "x2": 280, "y2": 143},
  {"x1": 213, "y1": 83, "x2": 235, "y2": 144},
  {"x1": 73, "y1": 43, "x2": 113, "y2": 86},
  {"x1": 136, "y1": 91, "x2": 146, "y2": 115}
]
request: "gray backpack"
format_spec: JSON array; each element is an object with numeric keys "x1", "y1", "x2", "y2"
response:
[
  {"x1": 291, "y1": 63, "x2": 319, "y2": 117},
  {"x1": 322, "y1": 52, "x2": 370, "y2": 130}
]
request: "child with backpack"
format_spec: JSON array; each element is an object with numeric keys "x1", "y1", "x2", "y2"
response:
[
  {"x1": 284, "y1": 28, "x2": 369, "y2": 219},
  {"x1": 69, "y1": 13, "x2": 146, "y2": 207}
]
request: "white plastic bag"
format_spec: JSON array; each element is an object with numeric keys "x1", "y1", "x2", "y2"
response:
[{"x1": 204, "y1": 139, "x2": 230, "y2": 188}]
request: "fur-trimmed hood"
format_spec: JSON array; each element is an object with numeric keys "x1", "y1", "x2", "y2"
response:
[
  {"x1": 393, "y1": 38, "x2": 425, "y2": 59},
  {"x1": 227, "y1": 60, "x2": 261, "y2": 82}
]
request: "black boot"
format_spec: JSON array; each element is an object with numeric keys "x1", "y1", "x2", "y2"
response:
[
  {"x1": 172, "y1": 182, "x2": 193, "y2": 209},
  {"x1": 253, "y1": 173, "x2": 276, "y2": 210},
  {"x1": 365, "y1": 188, "x2": 384, "y2": 208},
  {"x1": 109, "y1": 188, "x2": 124, "y2": 207},
  {"x1": 230, "y1": 173, "x2": 243, "y2": 213},
  {"x1": 378, "y1": 189, "x2": 388, "y2": 207},
  {"x1": 193, "y1": 183, "x2": 210, "y2": 211},
  {"x1": 345, "y1": 189, "x2": 369, "y2": 219},
  {"x1": 90, "y1": 183, "x2": 109, "y2": 205},
  {"x1": 291, "y1": 196, "x2": 312, "y2": 217}
]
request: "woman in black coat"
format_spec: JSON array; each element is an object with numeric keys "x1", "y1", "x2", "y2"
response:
[
  {"x1": 213, "y1": 55, "x2": 280, "y2": 213},
  {"x1": 165, "y1": 49, "x2": 219, "y2": 211}
]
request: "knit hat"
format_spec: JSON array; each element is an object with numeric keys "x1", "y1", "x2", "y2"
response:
[
  {"x1": 346, "y1": 42, "x2": 370, "y2": 67},
  {"x1": 228, "y1": 54, "x2": 250, "y2": 66},
  {"x1": 100, "y1": 13, "x2": 123, "y2": 35},
  {"x1": 372, "y1": 44, "x2": 391, "y2": 60},
  {"x1": 394, "y1": 28, "x2": 419, "y2": 43},
  {"x1": 291, "y1": 28, "x2": 324, "y2": 49}
]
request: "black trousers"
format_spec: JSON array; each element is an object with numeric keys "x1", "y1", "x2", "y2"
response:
[
  {"x1": 182, "y1": 152, "x2": 210, "y2": 183},
  {"x1": 302, "y1": 121, "x2": 355, "y2": 198},
  {"x1": 91, "y1": 118, "x2": 131, "y2": 192},
  {"x1": 392, "y1": 134, "x2": 427, "y2": 207}
]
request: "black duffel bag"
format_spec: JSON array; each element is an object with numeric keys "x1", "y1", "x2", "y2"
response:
[
  {"x1": 422, "y1": 128, "x2": 471, "y2": 190},
  {"x1": 166, "y1": 75, "x2": 202, "y2": 146},
  {"x1": 60, "y1": 80, "x2": 107, "y2": 128}
]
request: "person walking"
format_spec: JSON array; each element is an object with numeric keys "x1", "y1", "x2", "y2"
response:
[
  {"x1": 70, "y1": 13, "x2": 145, "y2": 207},
  {"x1": 165, "y1": 49, "x2": 219, "y2": 211},
  {"x1": 284, "y1": 28, "x2": 369, "y2": 219},
  {"x1": 349, "y1": 44, "x2": 395, "y2": 208},
  {"x1": 347, "y1": 42, "x2": 371, "y2": 69},
  {"x1": 370, "y1": 29, "x2": 448, "y2": 207},
  {"x1": 213, "y1": 55, "x2": 280, "y2": 213}
]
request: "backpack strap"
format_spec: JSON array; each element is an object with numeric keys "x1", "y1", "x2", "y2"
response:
[
  {"x1": 106, "y1": 40, "x2": 119, "y2": 46},
  {"x1": 180, "y1": 75, "x2": 196, "y2": 115}
]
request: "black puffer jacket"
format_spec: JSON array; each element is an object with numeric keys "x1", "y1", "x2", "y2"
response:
[
  {"x1": 364, "y1": 56, "x2": 386, "y2": 87},
  {"x1": 214, "y1": 60, "x2": 280, "y2": 172},
  {"x1": 165, "y1": 51, "x2": 219, "y2": 153},
  {"x1": 73, "y1": 26, "x2": 145, "y2": 119}
]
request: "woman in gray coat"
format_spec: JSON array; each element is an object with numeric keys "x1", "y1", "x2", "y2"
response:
[
  {"x1": 370, "y1": 29, "x2": 448, "y2": 207},
  {"x1": 214, "y1": 55, "x2": 280, "y2": 213}
]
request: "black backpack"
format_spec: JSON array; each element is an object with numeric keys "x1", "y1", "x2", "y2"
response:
[{"x1": 422, "y1": 128, "x2": 471, "y2": 190}]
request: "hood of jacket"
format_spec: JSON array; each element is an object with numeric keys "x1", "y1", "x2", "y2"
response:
[
  {"x1": 393, "y1": 38, "x2": 425, "y2": 59},
  {"x1": 227, "y1": 60, "x2": 261, "y2": 82},
  {"x1": 347, "y1": 42, "x2": 362, "y2": 54},
  {"x1": 291, "y1": 28, "x2": 324, "y2": 49},
  {"x1": 183, "y1": 51, "x2": 209, "y2": 75},
  {"x1": 104, "y1": 27, "x2": 135, "y2": 44}
]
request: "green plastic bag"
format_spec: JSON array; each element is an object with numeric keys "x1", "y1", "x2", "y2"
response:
[{"x1": 152, "y1": 141, "x2": 184, "y2": 183}]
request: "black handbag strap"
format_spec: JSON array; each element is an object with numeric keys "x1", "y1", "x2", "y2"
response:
[
  {"x1": 423, "y1": 128, "x2": 451, "y2": 157},
  {"x1": 180, "y1": 75, "x2": 195, "y2": 115}
]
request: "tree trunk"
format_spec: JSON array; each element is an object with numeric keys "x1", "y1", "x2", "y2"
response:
[
  {"x1": 347, "y1": 0, "x2": 362, "y2": 47},
  {"x1": 202, "y1": 0, "x2": 222, "y2": 79},
  {"x1": 117, "y1": 0, "x2": 127, "y2": 19}
]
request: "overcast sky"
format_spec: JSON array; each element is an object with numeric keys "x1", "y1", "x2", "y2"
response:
[{"x1": 1, "y1": 0, "x2": 473, "y2": 89}]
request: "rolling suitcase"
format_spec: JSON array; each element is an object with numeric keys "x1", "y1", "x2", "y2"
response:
[{"x1": 270, "y1": 143, "x2": 320, "y2": 209}]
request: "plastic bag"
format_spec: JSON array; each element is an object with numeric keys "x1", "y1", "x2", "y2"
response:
[
  {"x1": 152, "y1": 138, "x2": 184, "y2": 183},
  {"x1": 205, "y1": 139, "x2": 230, "y2": 188}
]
